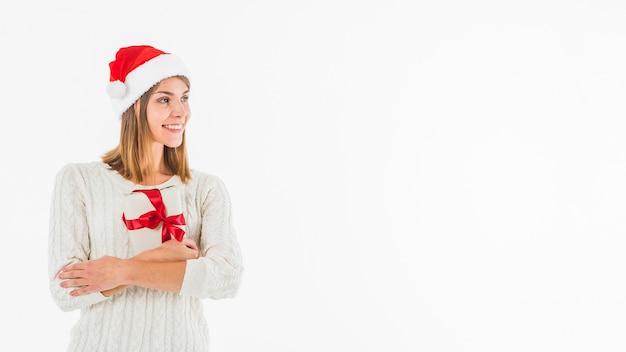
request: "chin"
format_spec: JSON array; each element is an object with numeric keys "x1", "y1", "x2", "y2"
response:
[{"x1": 165, "y1": 141, "x2": 184, "y2": 148}]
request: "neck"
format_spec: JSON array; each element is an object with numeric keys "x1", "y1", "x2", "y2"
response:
[
  {"x1": 140, "y1": 143, "x2": 172, "y2": 186},
  {"x1": 140, "y1": 171, "x2": 173, "y2": 186}
]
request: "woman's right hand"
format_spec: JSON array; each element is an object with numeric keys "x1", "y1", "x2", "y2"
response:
[{"x1": 135, "y1": 238, "x2": 199, "y2": 262}]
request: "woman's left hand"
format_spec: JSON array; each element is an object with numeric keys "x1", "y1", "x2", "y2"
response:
[{"x1": 58, "y1": 256, "x2": 125, "y2": 296}]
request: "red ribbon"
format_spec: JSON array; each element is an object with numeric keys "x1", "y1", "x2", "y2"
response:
[{"x1": 122, "y1": 188, "x2": 186, "y2": 242}]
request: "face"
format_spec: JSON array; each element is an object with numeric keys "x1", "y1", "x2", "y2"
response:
[{"x1": 145, "y1": 76, "x2": 190, "y2": 148}]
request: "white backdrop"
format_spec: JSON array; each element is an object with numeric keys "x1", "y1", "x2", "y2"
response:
[{"x1": 2, "y1": 0, "x2": 626, "y2": 351}]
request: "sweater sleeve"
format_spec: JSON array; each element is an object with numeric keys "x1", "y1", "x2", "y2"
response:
[
  {"x1": 48, "y1": 164, "x2": 108, "y2": 312},
  {"x1": 179, "y1": 175, "x2": 243, "y2": 299}
]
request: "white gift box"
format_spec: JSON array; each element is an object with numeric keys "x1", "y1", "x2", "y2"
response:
[{"x1": 122, "y1": 186, "x2": 186, "y2": 255}]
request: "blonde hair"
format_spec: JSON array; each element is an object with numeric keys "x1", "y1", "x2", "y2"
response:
[{"x1": 102, "y1": 75, "x2": 191, "y2": 184}]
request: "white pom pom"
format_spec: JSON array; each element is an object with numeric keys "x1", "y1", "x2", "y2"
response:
[{"x1": 107, "y1": 80, "x2": 126, "y2": 98}]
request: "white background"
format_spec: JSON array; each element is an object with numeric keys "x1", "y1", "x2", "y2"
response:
[{"x1": 2, "y1": 0, "x2": 626, "y2": 351}]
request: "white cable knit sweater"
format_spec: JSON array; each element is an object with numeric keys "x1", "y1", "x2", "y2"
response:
[{"x1": 48, "y1": 161, "x2": 243, "y2": 352}]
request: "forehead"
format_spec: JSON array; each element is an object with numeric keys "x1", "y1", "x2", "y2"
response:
[{"x1": 154, "y1": 76, "x2": 189, "y2": 91}]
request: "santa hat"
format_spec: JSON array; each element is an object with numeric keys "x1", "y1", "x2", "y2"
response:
[{"x1": 106, "y1": 45, "x2": 191, "y2": 118}]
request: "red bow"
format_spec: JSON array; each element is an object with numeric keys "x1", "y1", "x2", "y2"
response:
[{"x1": 122, "y1": 188, "x2": 186, "y2": 242}]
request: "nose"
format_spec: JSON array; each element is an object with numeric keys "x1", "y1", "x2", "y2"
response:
[{"x1": 171, "y1": 99, "x2": 189, "y2": 118}]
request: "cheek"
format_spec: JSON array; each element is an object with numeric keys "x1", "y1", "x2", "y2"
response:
[
  {"x1": 146, "y1": 117, "x2": 165, "y2": 138},
  {"x1": 146, "y1": 110, "x2": 164, "y2": 127}
]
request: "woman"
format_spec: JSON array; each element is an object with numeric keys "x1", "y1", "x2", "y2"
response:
[{"x1": 48, "y1": 45, "x2": 243, "y2": 351}]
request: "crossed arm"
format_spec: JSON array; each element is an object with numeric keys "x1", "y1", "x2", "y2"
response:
[{"x1": 57, "y1": 238, "x2": 199, "y2": 297}]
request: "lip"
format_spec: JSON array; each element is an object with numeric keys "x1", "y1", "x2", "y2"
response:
[{"x1": 163, "y1": 124, "x2": 184, "y2": 132}]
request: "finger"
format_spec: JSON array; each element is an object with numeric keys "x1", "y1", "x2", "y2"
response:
[
  {"x1": 183, "y1": 238, "x2": 198, "y2": 250},
  {"x1": 60, "y1": 278, "x2": 88, "y2": 288},
  {"x1": 59, "y1": 270, "x2": 84, "y2": 280},
  {"x1": 70, "y1": 286, "x2": 92, "y2": 297},
  {"x1": 63, "y1": 262, "x2": 86, "y2": 271}
]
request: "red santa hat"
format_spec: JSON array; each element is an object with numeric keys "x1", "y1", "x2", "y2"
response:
[{"x1": 106, "y1": 45, "x2": 191, "y2": 118}]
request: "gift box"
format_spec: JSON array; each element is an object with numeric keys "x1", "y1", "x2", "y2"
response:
[{"x1": 121, "y1": 186, "x2": 186, "y2": 255}]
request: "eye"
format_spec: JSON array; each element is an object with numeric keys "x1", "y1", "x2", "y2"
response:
[
  {"x1": 157, "y1": 97, "x2": 170, "y2": 104},
  {"x1": 181, "y1": 95, "x2": 189, "y2": 103}
]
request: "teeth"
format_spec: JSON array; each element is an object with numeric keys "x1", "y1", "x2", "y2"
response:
[{"x1": 163, "y1": 124, "x2": 182, "y2": 130}]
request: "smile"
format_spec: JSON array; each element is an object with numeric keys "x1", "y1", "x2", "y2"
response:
[{"x1": 163, "y1": 124, "x2": 183, "y2": 130}]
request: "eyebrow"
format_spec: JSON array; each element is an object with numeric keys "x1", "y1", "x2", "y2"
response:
[{"x1": 152, "y1": 90, "x2": 190, "y2": 95}]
